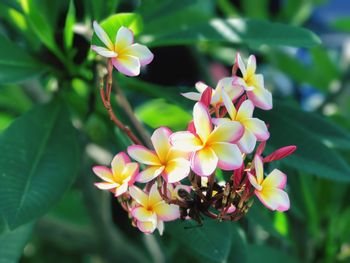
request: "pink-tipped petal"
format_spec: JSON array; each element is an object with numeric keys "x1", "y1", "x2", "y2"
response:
[
  {"x1": 93, "y1": 21, "x2": 113, "y2": 50},
  {"x1": 246, "y1": 86, "x2": 272, "y2": 110},
  {"x1": 111, "y1": 152, "x2": 130, "y2": 175},
  {"x1": 243, "y1": 118, "x2": 270, "y2": 141},
  {"x1": 181, "y1": 92, "x2": 201, "y2": 101},
  {"x1": 262, "y1": 169, "x2": 287, "y2": 189},
  {"x1": 193, "y1": 102, "x2": 212, "y2": 142},
  {"x1": 207, "y1": 121, "x2": 244, "y2": 144},
  {"x1": 254, "y1": 155, "x2": 264, "y2": 184},
  {"x1": 170, "y1": 131, "x2": 203, "y2": 152},
  {"x1": 246, "y1": 55, "x2": 257, "y2": 76},
  {"x1": 91, "y1": 45, "x2": 117, "y2": 57},
  {"x1": 129, "y1": 186, "x2": 149, "y2": 207},
  {"x1": 154, "y1": 202, "x2": 180, "y2": 221},
  {"x1": 211, "y1": 118, "x2": 231, "y2": 126},
  {"x1": 94, "y1": 182, "x2": 118, "y2": 190},
  {"x1": 221, "y1": 89, "x2": 237, "y2": 120},
  {"x1": 148, "y1": 183, "x2": 163, "y2": 206},
  {"x1": 217, "y1": 77, "x2": 244, "y2": 101},
  {"x1": 124, "y1": 43, "x2": 154, "y2": 66},
  {"x1": 210, "y1": 142, "x2": 243, "y2": 170},
  {"x1": 115, "y1": 26, "x2": 134, "y2": 50},
  {"x1": 123, "y1": 162, "x2": 139, "y2": 185},
  {"x1": 127, "y1": 145, "x2": 160, "y2": 165},
  {"x1": 238, "y1": 129, "x2": 257, "y2": 154},
  {"x1": 115, "y1": 182, "x2": 128, "y2": 196},
  {"x1": 164, "y1": 158, "x2": 190, "y2": 183},
  {"x1": 132, "y1": 206, "x2": 157, "y2": 223},
  {"x1": 247, "y1": 173, "x2": 262, "y2": 191},
  {"x1": 191, "y1": 147, "x2": 218, "y2": 176},
  {"x1": 151, "y1": 127, "x2": 172, "y2": 163},
  {"x1": 136, "y1": 220, "x2": 157, "y2": 234},
  {"x1": 92, "y1": 166, "x2": 114, "y2": 182},
  {"x1": 112, "y1": 55, "x2": 141, "y2": 77},
  {"x1": 255, "y1": 188, "x2": 290, "y2": 212},
  {"x1": 236, "y1": 100, "x2": 254, "y2": 120},
  {"x1": 136, "y1": 166, "x2": 164, "y2": 183},
  {"x1": 236, "y1": 53, "x2": 246, "y2": 76}
]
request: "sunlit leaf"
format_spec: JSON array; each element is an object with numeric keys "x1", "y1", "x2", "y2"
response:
[{"x1": 63, "y1": 0, "x2": 76, "y2": 50}]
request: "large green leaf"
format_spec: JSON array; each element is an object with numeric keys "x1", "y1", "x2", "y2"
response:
[
  {"x1": 165, "y1": 220, "x2": 233, "y2": 262},
  {"x1": 0, "y1": 219, "x2": 33, "y2": 263},
  {"x1": 141, "y1": 18, "x2": 321, "y2": 48},
  {"x1": 0, "y1": 35, "x2": 42, "y2": 84},
  {"x1": 258, "y1": 102, "x2": 350, "y2": 181},
  {"x1": 91, "y1": 13, "x2": 143, "y2": 48},
  {"x1": 0, "y1": 99, "x2": 79, "y2": 229},
  {"x1": 247, "y1": 245, "x2": 300, "y2": 263}
]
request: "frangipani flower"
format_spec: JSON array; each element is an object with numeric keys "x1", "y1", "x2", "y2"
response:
[
  {"x1": 130, "y1": 184, "x2": 180, "y2": 235},
  {"x1": 127, "y1": 127, "x2": 190, "y2": 183},
  {"x1": 215, "y1": 91, "x2": 269, "y2": 154},
  {"x1": 92, "y1": 152, "x2": 138, "y2": 197},
  {"x1": 182, "y1": 77, "x2": 244, "y2": 107},
  {"x1": 236, "y1": 53, "x2": 272, "y2": 110},
  {"x1": 171, "y1": 102, "x2": 244, "y2": 176},
  {"x1": 248, "y1": 156, "x2": 290, "y2": 211},
  {"x1": 91, "y1": 21, "x2": 154, "y2": 76}
]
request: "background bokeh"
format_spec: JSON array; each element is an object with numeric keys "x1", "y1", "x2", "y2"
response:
[{"x1": 0, "y1": 0, "x2": 350, "y2": 263}]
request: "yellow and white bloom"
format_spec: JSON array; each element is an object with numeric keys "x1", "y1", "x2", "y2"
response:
[
  {"x1": 170, "y1": 102, "x2": 244, "y2": 176},
  {"x1": 130, "y1": 183, "x2": 180, "y2": 235},
  {"x1": 92, "y1": 152, "x2": 138, "y2": 197},
  {"x1": 248, "y1": 156, "x2": 290, "y2": 211},
  {"x1": 214, "y1": 91, "x2": 269, "y2": 154},
  {"x1": 236, "y1": 53, "x2": 272, "y2": 110},
  {"x1": 127, "y1": 127, "x2": 190, "y2": 183},
  {"x1": 92, "y1": 21, "x2": 154, "y2": 76}
]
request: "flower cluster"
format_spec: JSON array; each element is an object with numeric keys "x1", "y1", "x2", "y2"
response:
[{"x1": 92, "y1": 23, "x2": 296, "y2": 235}]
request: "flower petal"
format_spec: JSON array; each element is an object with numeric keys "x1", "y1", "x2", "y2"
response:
[
  {"x1": 123, "y1": 43, "x2": 154, "y2": 65},
  {"x1": 94, "y1": 182, "x2": 118, "y2": 190},
  {"x1": 127, "y1": 145, "x2": 160, "y2": 165},
  {"x1": 170, "y1": 131, "x2": 203, "y2": 152},
  {"x1": 246, "y1": 86, "x2": 272, "y2": 110},
  {"x1": 148, "y1": 183, "x2": 163, "y2": 206},
  {"x1": 247, "y1": 173, "x2": 262, "y2": 191},
  {"x1": 132, "y1": 206, "x2": 157, "y2": 223},
  {"x1": 262, "y1": 169, "x2": 287, "y2": 189},
  {"x1": 122, "y1": 162, "x2": 139, "y2": 185},
  {"x1": 153, "y1": 202, "x2": 180, "y2": 221},
  {"x1": 254, "y1": 155, "x2": 264, "y2": 184},
  {"x1": 191, "y1": 147, "x2": 218, "y2": 176},
  {"x1": 136, "y1": 220, "x2": 157, "y2": 234},
  {"x1": 210, "y1": 142, "x2": 243, "y2": 170},
  {"x1": 115, "y1": 26, "x2": 133, "y2": 51},
  {"x1": 151, "y1": 127, "x2": 172, "y2": 163},
  {"x1": 237, "y1": 53, "x2": 246, "y2": 76},
  {"x1": 217, "y1": 77, "x2": 244, "y2": 101},
  {"x1": 164, "y1": 158, "x2": 190, "y2": 183},
  {"x1": 255, "y1": 188, "x2": 290, "y2": 212},
  {"x1": 157, "y1": 220, "x2": 164, "y2": 236},
  {"x1": 91, "y1": 45, "x2": 117, "y2": 57},
  {"x1": 93, "y1": 21, "x2": 113, "y2": 50},
  {"x1": 243, "y1": 118, "x2": 270, "y2": 141},
  {"x1": 195, "y1": 81, "x2": 209, "y2": 93},
  {"x1": 222, "y1": 89, "x2": 237, "y2": 120},
  {"x1": 129, "y1": 186, "x2": 148, "y2": 207},
  {"x1": 136, "y1": 166, "x2": 164, "y2": 183},
  {"x1": 236, "y1": 100, "x2": 254, "y2": 120},
  {"x1": 92, "y1": 166, "x2": 114, "y2": 183},
  {"x1": 112, "y1": 55, "x2": 141, "y2": 77},
  {"x1": 111, "y1": 152, "x2": 130, "y2": 175},
  {"x1": 193, "y1": 102, "x2": 212, "y2": 142},
  {"x1": 181, "y1": 92, "x2": 201, "y2": 101},
  {"x1": 207, "y1": 121, "x2": 244, "y2": 144},
  {"x1": 237, "y1": 129, "x2": 257, "y2": 154},
  {"x1": 115, "y1": 182, "x2": 128, "y2": 196},
  {"x1": 246, "y1": 55, "x2": 256, "y2": 77},
  {"x1": 211, "y1": 118, "x2": 231, "y2": 126}
]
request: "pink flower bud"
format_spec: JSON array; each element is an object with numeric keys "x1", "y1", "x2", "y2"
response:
[{"x1": 263, "y1": 145, "x2": 297, "y2": 163}]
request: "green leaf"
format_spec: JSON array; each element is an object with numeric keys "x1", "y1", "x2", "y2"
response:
[
  {"x1": 91, "y1": 13, "x2": 143, "y2": 47},
  {"x1": 0, "y1": 99, "x2": 79, "y2": 229},
  {"x1": 0, "y1": 35, "x2": 42, "y2": 84},
  {"x1": 331, "y1": 17, "x2": 350, "y2": 32},
  {"x1": 247, "y1": 245, "x2": 300, "y2": 263},
  {"x1": 257, "y1": 102, "x2": 350, "y2": 181},
  {"x1": 141, "y1": 18, "x2": 321, "y2": 48},
  {"x1": 88, "y1": 0, "x2": 120, "y2": 20},
  {"x1": 63, "y1": 0, "x2": 76, "y2": 50},
  {"x1": 0, "y1": 85, "x2": 32, "y2": 113},
  {"x1": 227, "y1": 225, "x2": 248, "y2": 262},
  {"x1": 135, "y1": 99, "x2": 191, "y2": 130},
  {"x1": 165, "y1": 220, "x2": 233, "y2": 262},
  {"x1": 242, "y1": 0, "x2": 269, "y2": 19},
  {"x1": 0, "y1": 219, "x2": 34, "y2": 263}
]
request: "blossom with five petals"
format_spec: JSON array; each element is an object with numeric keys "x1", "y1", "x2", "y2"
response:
[
  {"x1": 213, "y1": 91, "x2": 269, "y2": 154},
  {"x1": 127, "y1": 127, "x2": 190, "y2": 183},
  {"x1": 248, "y1": 156, "x2": 290, "y2": 211},
  {"x1": 91, "y1": 21, "x2": 154, "y2": 76},
  {"x1": 170, "y1": 102, "x2": 244, "y2": 176},
  {"x1": 182, "y1": 78, "x2": 244, "y2": 107},
  {"x1": 130, "y1": 183, "x2": 180, "y2": 235},
  {"x1": 236, "y1": 53, "x2": 272, "y2": 110},
  {"x1": 92, "y1": 152, "x2": 138, "y2": 197}
]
